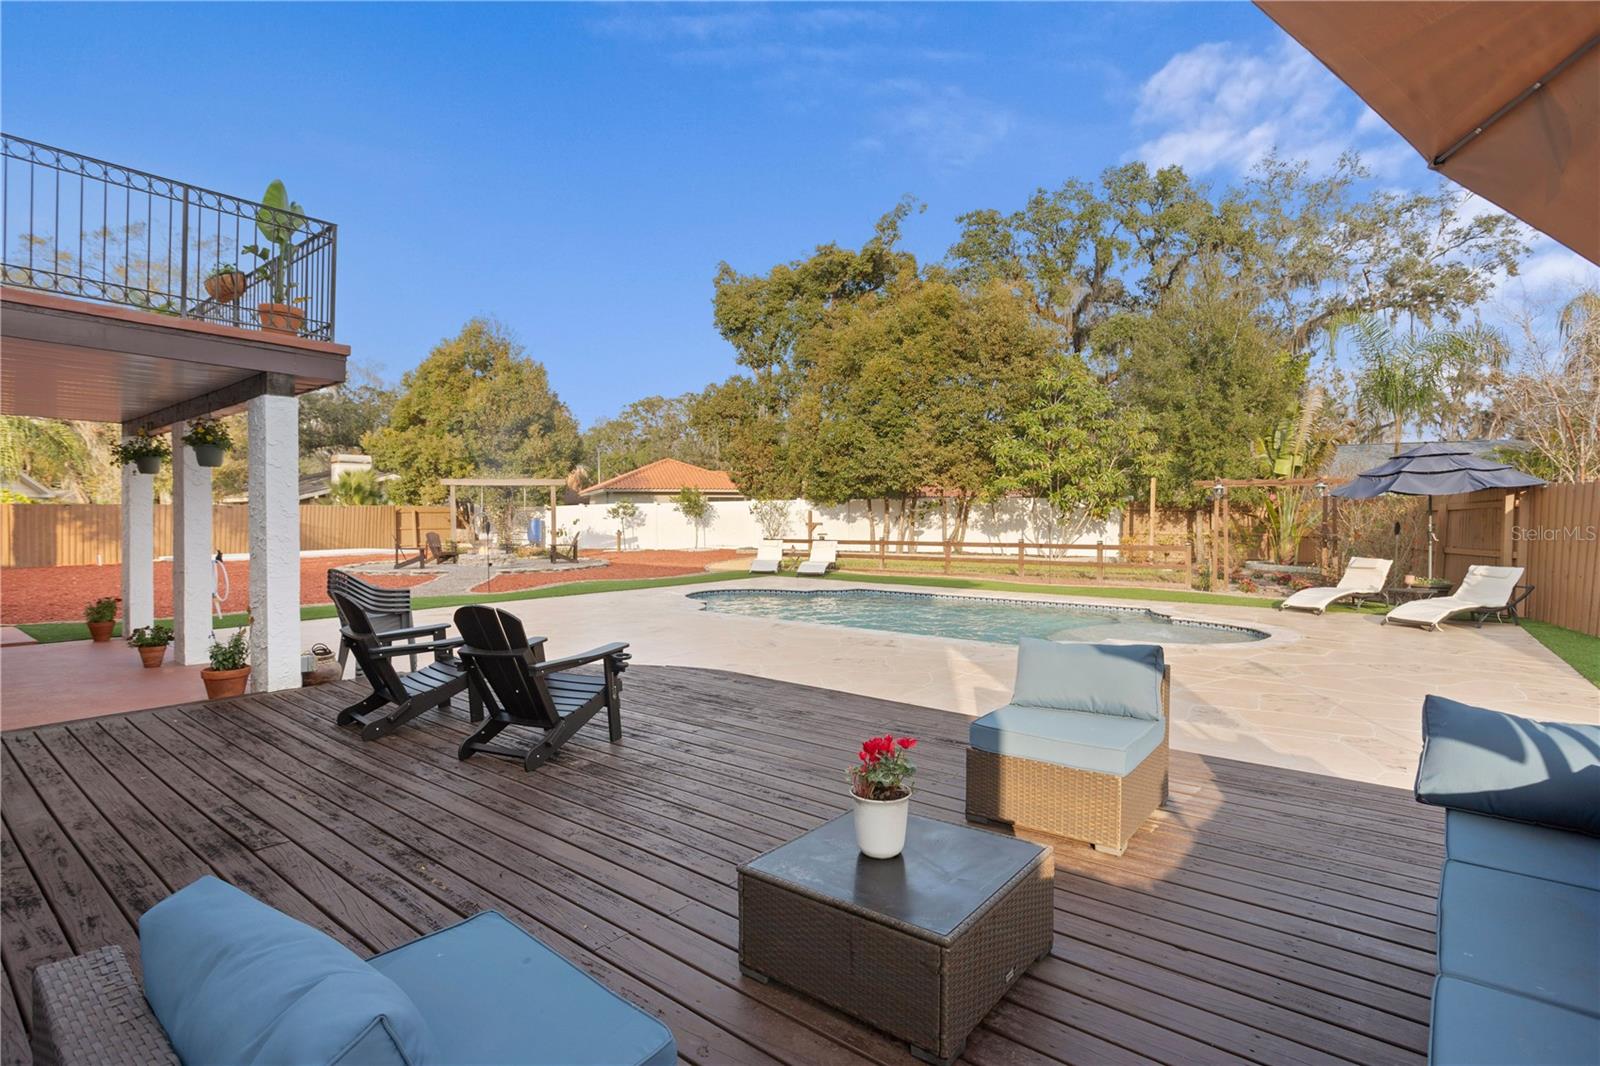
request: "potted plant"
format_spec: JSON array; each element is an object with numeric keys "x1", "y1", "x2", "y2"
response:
[
  {"x1": 201, "y1": 627, "x2": 252, "y2": 698},
  {"x1": 84, "y1": 596, "x2": 119, "y2": 642},
  {"x1": 182, "y1": 416, "x2": 233, "y2": 468},
  {"x1": 128, "y1": 622, "x2": 174, "y2": 669},
  {"x1": 243, "y1": 179, "x2": 308, "y2": 335},
  {"x1": 112, "y1": 429, "x2": 171, "y2": 474},
  {"x1": 848, "y1": 733, "x2": 918, "y2": 859},
  {"x1": 204, "y1": 263, "x2": 249, "y2": 304}
]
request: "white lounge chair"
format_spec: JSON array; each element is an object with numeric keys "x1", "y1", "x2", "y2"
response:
[
  {"x1": 1279, "y1": 557, "x2": 1393, "y2": 615},
  {"x1": 796, "y1": 540, "x2": 838, "y2": 576},
  {"x1": 749, "y1": 540, "x2": 783, "y2": 574},
  {"x1": 1385, "y1": 565, "x2": 1529, "y2": 630}
]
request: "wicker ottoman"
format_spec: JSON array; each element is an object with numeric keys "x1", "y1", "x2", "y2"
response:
[
  {"x1": 966, "y1": 667, "x2": 1170, "y2": 856},
  {"x1": 738, "y1": 814, "x2": 1053, "y2": 1065}
]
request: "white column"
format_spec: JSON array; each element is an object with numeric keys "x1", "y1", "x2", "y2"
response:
[
  {"x1": 247, "y1": 392, "x2": 300, "y2": 691},
  {"x1": 171, "y1": 421, "x2": 214, "y2": 665},
  {"x1": 119, "y1": 457, "x2": 155, "y2": 634}
]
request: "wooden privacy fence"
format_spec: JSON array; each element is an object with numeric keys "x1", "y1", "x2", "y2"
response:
[
  {"x1": 1, "y1": 504, "x2": 403, "y2": 567},
  {"x1": 1428, "y1": 482, "x2": 1600, "y2": 637},
  {"x1": 781, "y1": 538, "x2": 1194, "y2": 586}
]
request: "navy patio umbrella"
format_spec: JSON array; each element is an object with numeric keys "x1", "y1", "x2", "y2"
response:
[{"x1": 1330, "y1": 443, "x2": 1545, "y2": 578}]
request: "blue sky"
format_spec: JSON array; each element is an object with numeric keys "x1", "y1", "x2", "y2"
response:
[{"x1": 3, "y1": 2, "x2": 1594, "y2": 426}]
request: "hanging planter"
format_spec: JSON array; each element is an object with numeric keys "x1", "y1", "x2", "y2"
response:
[
  {"x1": 112, "y1": 430, "x2": 170, "y2": 474},
  {"x1": 182, "y1": 415, "x2": 233, "y2": 468},
  {"x1": 204, "y1": 264, "x2": 249, "y2": 304}
]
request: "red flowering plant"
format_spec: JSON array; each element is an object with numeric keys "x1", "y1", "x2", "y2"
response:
[{"x1": 849, "y1": 734, "x2": 918, "y2": 801}]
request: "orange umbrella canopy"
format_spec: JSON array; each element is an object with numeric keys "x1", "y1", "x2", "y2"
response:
[{"x1": 1257, "y1": 1, "x2": 1599, "y2": 265}]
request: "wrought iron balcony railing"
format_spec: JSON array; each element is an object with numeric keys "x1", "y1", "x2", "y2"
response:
[{"x1": 1, "y1": 134, "x2": 336, "y2": 340}]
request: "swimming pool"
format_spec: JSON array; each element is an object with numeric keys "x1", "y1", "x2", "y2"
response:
[{"x1": 688, "y1": 588, "x2": 1267, "y2": 646}]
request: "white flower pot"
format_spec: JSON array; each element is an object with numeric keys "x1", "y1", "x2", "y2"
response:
[{"x1": 852, "y1": 791, "x2": 910, "y2": 859}]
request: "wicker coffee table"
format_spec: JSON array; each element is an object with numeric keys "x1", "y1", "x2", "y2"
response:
[{"x1": 738, "y1": 814, "x2": 1054, "y2": 1065}]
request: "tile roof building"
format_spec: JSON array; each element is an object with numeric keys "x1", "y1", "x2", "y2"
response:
[{"x1": 578, "y1": 458, "x2": 744, "y2": 502}]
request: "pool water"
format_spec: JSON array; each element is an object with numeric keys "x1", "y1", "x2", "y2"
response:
[{"x1": 688, "y1": 588, "x2": 1266, "y2": 646}]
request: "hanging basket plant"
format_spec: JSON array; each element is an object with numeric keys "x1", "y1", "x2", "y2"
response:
[
  {"x1": 112, "y1": 430, "x2": 171, "y2": 474},
  {"x1": 204, "y1": 264, "x2": 249, "y2": 304},
  {"x1": 182, "y1": 416, "x2": 233, "y2": 468}
]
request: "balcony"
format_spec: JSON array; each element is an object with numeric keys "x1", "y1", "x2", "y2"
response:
[{"x1": 1, "y1": 134, "x2": 336, "y2": 341}]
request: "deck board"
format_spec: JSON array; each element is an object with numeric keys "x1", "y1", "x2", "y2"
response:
[{"x1": 0, "y1": 666, "x2": 1442, "y2": 1066}]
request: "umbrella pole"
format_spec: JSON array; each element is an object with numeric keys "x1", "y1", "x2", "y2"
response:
[{"x1": 1426, "y1": 495, "x2": 1435, "y2": 581}]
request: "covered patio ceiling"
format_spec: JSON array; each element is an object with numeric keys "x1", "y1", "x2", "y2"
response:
[
  {"x1": 1258, "y1": 1, "x2": 1600, "y2": 264},
  {"x1": 1, "y1": 287, "x2": 349, "y2": 430}
]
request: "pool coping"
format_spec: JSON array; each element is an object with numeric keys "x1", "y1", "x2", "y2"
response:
[{"x1": 682, "y1": 579, "x2": 1299, "y2": 653}]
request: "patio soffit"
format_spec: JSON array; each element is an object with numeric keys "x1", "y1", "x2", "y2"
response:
[{"x1": 1, "y1": 286, "x2": 350, "y2": 428}]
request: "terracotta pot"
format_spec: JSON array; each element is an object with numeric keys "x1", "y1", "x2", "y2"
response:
[
  {"x1": 136, "y1": 644, "x2": 168, "y2": 669},
  {"x1": 257, "y1": 302, "x2": 306, "y2": 335},
  {"x1": 852, "y1": 790, "x2": 911, "y2": 859},
  {"x1": 201, "y1": 665, "x2": 252, "y2": 699},
  {"x1": 87, "y1": 620, "x2": 115, "y2": 643},
  {"x1": 191, "y1": 443, "x2": 227, "y2": 468},
  {"x1": 204, "y1": 270, "x2": 248, "y2": 303}
]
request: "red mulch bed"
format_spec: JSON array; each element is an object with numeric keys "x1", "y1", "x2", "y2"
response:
[
  {"x1": 473, "y1": 549, "x2": 741, "y2": 593},
  {"x1": 2, "y1": 549, "x2": 742, "y2": 624},
  {"x1": 0, "y1": 554, "x2": 435, "y2": 624}
]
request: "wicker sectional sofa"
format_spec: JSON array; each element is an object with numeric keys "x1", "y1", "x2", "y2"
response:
[{"x1": 966, "y1": 639, "x2": 1170, "y2": 856}]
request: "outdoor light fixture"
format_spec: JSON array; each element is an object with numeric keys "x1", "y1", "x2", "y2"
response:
[
  {"x1": 1210, "y1": 482, "x2": 1225, "y2": 501},
  {"x1": 1315, "y1": 480, "x2": 1328, "y2": 498}
]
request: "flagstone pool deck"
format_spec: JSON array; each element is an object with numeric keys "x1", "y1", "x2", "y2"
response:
[{"x1": 283, "y1": 577, "x2": 1596, "y2": 790}]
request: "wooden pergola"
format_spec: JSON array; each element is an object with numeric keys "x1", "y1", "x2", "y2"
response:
[
  {"x1": 440, "y1": 477, "x2": 567, "y2": 547},
  {"x1": 1192, "y1": 477, "x2": 1351, "y2": 583}
]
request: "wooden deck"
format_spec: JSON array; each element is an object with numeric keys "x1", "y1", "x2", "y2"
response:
[{"x1": 0, "y1": 667, "x2": 1443, "y2": 1066}]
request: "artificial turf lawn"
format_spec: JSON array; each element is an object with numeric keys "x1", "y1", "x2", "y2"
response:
[{"x1": 1519, "y1": 620, "x2": 1600, "y2": 687}]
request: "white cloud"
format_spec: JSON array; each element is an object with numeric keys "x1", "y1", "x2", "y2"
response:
[
  {"x1": 1130, "y1": 39, "x2": 1415, "y2": 178},
  {"x1": 1511, "y1": 240, "x2": 1600, "y2": 293},
  {"x1": 859, "y1": 80, "x2": 1015, "y2": 171}
]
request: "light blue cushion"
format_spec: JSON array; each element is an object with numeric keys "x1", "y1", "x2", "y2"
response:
[
  {"x1": 1446, "y1": 810, "x2": 1600, "y2": 891},
  {"x1": 139, "y1": 876, "x2": 435, "y2": 1065},
  {"x1": 1010, "y1": 639, "x2": 1165, "y2": 720},
  {"x1": 369, "y1": 911, "x2": 676, "y2": 1066},
  {"x1": 1429, "y1": 975, "x2": 1600, "y2": 1065},
  {"x1": 1437, "y1": 859, "x2": 1600, "y2": 1016},
  {"x1": 970, "y1": 704, "x2": 1164, "y2": 776},
  {"x1": 1415, "y1": 695, "x2": 1600, "y2": 836}
]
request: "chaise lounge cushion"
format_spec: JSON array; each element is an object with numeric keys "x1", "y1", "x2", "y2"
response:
[
  {"x1": 1010, "y1": 639, "x2": 1165, "y2": 720},
  {"x1": 970, "y1": 704, "x2": 1164, "y2": 776},
  {"x1": 1429, "y1": 975, "x2": 1600, "y2": 1066},
  {"x1": 1445, "y1": 809, "x2": 1600, "y2": 891},
  {"x1": 1414, "y1": 695, "x2": 1600, "y2": 836},
  {"x1": 368, "y1": 910, "x2": 677, "y2": 1066},
  {"x1": 140, "y1": 876, "x2": 436, "y2": 1065},
  {"x1": 1437, "y1": 860, "x2": 1600, "y2": 1016}
]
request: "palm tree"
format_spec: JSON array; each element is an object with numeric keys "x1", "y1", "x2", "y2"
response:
[
  {"x1": 326, "y1": 469, "x2": 385, "y2": 505},
  {"x1": 1342, "y1": 316, "x2": 1472, "y2": 454}
]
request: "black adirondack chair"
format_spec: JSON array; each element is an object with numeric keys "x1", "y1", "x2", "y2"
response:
[
  {"x1": 332, "y1": 592, "x2": 473, "y2": 740},
  {"x1": 328, "y1": 569, "x2": 431, "y2": 675},
  {"x1": 453, "y1": 605, "x2": 630, "y2": 771}
]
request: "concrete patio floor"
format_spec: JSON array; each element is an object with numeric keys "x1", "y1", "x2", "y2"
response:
[
  {"x1": 4, "y1": 577, "x2": 1593, "y2": 788},
  {"x1": 318, "y1": 576, "x2": 1590, "y2": 790}
]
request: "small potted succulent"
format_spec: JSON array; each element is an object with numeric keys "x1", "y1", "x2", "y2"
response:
[
  {"x1": 201, "y1": 627, "x2": 252, "y2": 698},
  {"x1": 204, "y1": 263, "x2": 249, "y2": 304},
  {"x1": 849, "y1": 733, "x2": 918, "y2": 859},
  {"x1": 128, "y1": 622, "x2": 174, "y2": 669},
  {"x1": 112, "y1": 429, "x2": 171, "y2": 474},
  {"x1": 182, "y1": 416, "x2": 233, "y2": 468},
  {"x1": 84, "y1": 596, "x2": 119, "y2": 642}
]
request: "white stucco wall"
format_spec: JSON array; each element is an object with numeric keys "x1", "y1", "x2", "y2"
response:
[
  {"x1": 247, "y1": 392, "x2": 301, "y2": 691},
  {"x1": 550, "y1": 497, "x2": 1122, "y2": 555},
  {"x1": 119, "y1": 460, "x2": 155, "y2": 631},
  {"x1": 170, "y1": 420, "x2": 214, "y2": 665}
]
